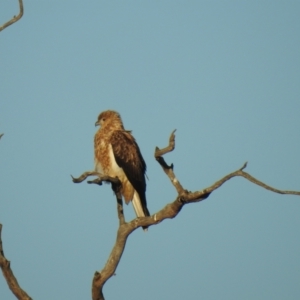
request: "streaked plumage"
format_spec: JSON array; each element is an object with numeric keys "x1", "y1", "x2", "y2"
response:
[{"x1": 94, "y1": 110, "x2": 150, "y2": 230}]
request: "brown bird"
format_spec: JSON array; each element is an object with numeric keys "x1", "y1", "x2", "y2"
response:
[{"x1": 94, "y1": 110, "x2": 150, "y2": 231}]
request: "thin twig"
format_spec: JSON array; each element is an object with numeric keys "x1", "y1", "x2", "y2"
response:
[
  {"x1": 154, "y1": 129, "x2": 176, "y2": 157},
  {"x1": 187, "y1": 163, "x2": 300, "y2": 201},
  {"x1": 154, "y1": 130, "x2": 186, "y2": 194},
  {"x1": 0, "y1": 0, "x2": 24, "y2": 32},
  {"x1": 71, "y1": 171, "x2": 121, "y2": 186}
]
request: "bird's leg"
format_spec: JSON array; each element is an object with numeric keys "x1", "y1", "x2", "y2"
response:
[{"x1": 111, "y1": 180, "x2": 125, "y2": 225}]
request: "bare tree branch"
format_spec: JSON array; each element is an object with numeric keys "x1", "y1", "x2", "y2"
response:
[
  {"x1": 0, "y1": 0, "x2": 24, "y2": 32},
  {"x1": 154, "y1": 132, "x2": 300, "y2": 201},
  {"x1": 154, "y1": 130, "x2": 186, "y2": 194},
  {"x1": 71, "y1": 131, "x2": 300, "y2": 299},
  {"x1": 71, "y1": 171, "x2": 121, "y2": 185},
  {"x1": 0, "y1": 133, "x2": 3, "y2": 140},
  {"x1": 0, "y1": 2, "x2": 28, "y2": 296},
  {"x1": 0, "y1": 224, "x2": 32, "y2": 300}
]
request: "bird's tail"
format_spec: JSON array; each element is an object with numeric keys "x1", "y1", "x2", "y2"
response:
[{"x1": 132, "y1": 191, "x2": 149, "y2": 231}]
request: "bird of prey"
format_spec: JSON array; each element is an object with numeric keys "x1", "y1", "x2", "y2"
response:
[{"x1": 94, "y1": 110, "x2": 150, "y2": 230}]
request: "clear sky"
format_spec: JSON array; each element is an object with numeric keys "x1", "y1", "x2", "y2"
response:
[{"x1": 1, "y1": 1, "x2": 300, "y2": 299}]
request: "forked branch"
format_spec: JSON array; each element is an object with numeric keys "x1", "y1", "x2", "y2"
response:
[
  {"x1": 71, "y1": 131, "x2": 299, "y2": 300},
  {"x1": 0, "y1": 224, "x2": 32, "y2": 300},
  {"x1": 0, "y1": 0, "x2": 24, "y2": 32},
  {"x1": 155, "y1": 132, "x2": 300, "y2": 201}
]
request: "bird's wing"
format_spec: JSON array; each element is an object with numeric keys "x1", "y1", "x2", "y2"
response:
[{"x1": 110, "y1": 130, "x2": 149, "y2": 216}]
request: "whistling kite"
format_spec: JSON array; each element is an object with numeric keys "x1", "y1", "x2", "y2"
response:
[{"x1": 94, "y1": 110, "x2": 150, "y2": 230}]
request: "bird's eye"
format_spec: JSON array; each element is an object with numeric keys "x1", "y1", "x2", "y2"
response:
[{"x1": 102, "y1": 118, "x2": 106, "y2": 122}]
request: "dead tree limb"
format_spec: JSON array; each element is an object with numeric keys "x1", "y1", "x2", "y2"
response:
[
  {"x1": 0, "y1": 134, "x2": 3, "y2": 140},
  {"x1": 71, "y1": 131, "x2": 300, "y2": 300},
  {"x1": 0, "y1": 0, "x2": 24, "y2": 32},
  {"x1": 0, "y1": 224, "x2": 32, "y2": 300},
  {"x1": 0, "y1": 2, "x2": 28, "y2": 295}
]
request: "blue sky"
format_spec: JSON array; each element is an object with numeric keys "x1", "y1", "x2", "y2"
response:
[{"x1": 1, "y1": 1, "x2": 300, "y2": 299}]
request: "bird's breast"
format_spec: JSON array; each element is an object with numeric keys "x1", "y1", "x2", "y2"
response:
[{"x1": 94, "y1": 135, "x2": 124, "y2": 180}]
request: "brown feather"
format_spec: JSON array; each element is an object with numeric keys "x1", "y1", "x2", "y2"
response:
[{"x1": 94, "y1": 110, "x2": 150, "y2": 227}]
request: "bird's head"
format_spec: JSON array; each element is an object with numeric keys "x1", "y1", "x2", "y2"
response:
[{"x1": 95, "y1": 110, "x2": 124, "y2": 129}]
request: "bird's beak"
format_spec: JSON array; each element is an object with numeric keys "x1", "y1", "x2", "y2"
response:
[{"x1": 95, "y1": 121, "x2": 100, "y2": 127}]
